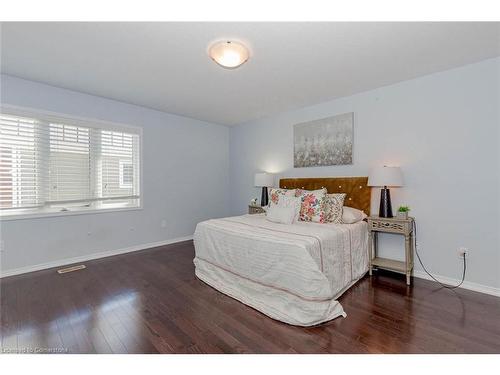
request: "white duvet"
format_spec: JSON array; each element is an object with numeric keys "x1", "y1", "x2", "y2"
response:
[{"x1": 193, "y1": 214, "x2": 368, "y2": 326}]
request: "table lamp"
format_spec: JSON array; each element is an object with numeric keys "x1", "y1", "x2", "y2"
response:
[
  {"x1": 254, "y1": 172, "x2": 274, "y2": 206},
  {"x1": 368, "y1": 166, "x2": 404, "y2": 218}
]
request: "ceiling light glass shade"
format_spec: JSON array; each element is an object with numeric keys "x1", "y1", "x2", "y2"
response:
[{"x1": 209, "y1": 41, "x2": 249, "y2": 69}]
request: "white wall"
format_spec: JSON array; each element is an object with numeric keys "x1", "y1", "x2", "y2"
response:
[
  {"x1": 0, "y1": 74, "x2": 230, "y2": 274},
  {"x1": 229, "y1": 58, "x2": 500, "y2": 290},
  {"x1": 2, "y1": 59, "x2": 499, "y2": 291}
]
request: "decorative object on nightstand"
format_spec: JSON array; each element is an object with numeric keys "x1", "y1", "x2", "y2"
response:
[
  {"x1": 368, "y1": 166, "x2": 404, "y2": 218},
  {"x1": 397, "y1": 205, "x2": 410, "y2": 219},
  {"x1": 254, "y1": 172, "x2": 274, "y2": 206},
  {"x1": 250, "y1": 198, "x2": 258, "y2": 206},
  {"x1": 248, "y1": 205, "x2": 265, "y2": 215},
  {"x1": 368, "y1": 215, "x2": 415, "y2": 285}
]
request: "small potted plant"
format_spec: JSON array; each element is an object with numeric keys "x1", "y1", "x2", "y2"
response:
[{"x1": 397, "y1": 205, "x2": 410, "y2": 219}]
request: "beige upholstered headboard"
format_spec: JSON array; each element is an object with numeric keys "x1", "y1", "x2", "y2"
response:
[{"x1": 279, "y1": 176, "x2": 371, "y2": 215}]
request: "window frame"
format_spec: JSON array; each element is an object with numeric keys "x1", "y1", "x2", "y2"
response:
[{"x1": 0, "y1": 104, "x2": 143, "y2": 221}]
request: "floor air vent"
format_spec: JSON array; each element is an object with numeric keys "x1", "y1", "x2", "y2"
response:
[{"x1": 57, "y1": 265, "x2": 86, "y2": 274}]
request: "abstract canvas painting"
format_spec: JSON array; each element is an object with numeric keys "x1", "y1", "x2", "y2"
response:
[{"x1": 293, "y1": 112, "x2": 353, "y2": 168}]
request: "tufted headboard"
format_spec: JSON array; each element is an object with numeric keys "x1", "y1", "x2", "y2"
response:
[{"x1": 279, "y1": 176, "x2": 371, "y2": 215}]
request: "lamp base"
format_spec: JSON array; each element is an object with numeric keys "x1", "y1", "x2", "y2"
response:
[
  {"x1": 379, "y1": 187, "x2": 393, "y2": 218},
  {"x1": 260, "y1": 187, "x2": 269, "y2": 207}
]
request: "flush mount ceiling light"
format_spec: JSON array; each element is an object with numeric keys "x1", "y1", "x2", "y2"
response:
[{"x1": 208, "y1": 40, "x2": 249, "y2": 69}]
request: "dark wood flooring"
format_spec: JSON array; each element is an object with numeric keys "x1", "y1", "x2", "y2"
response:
[{"x1": 1, "y1": 240, "x2": 499, "y2": 354}]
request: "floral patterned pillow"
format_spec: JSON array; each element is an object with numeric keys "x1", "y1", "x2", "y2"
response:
[
  {"x1": 295, "y1": 188, "x2": 327, "y2": 223},
  {"x1": 324, "y1": 193, "x2": 346, "y2": 224},
  {"x1": 268, "y1": 188, "x2": 296, "y2": 206}
]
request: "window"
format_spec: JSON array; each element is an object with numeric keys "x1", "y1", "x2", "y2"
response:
[
  {"x1": 0, "y1": 115, "x2": 39, "y2": 209},
  {"x1": 0, "y1": 107, "x2": 141, "y2": 218},
  {"x1": 119, "y1": 160, "x2": 133, "y2": 188}
]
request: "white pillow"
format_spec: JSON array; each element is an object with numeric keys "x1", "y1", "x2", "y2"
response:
[
  {"x1": 266, "y1": 205, "x2": 296, "y2": 225},
  {"x1": 276, "y1": 195, "x2": 301, "y2": 222},
  {"x1": 342, "y1": 207, "x2": 367, "y2": 224}
]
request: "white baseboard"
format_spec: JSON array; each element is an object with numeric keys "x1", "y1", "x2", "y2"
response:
[
  {"x1": 2, "y1": 237, "x2": 499, "y2": 298},
  {"x1": 0, "y1": 235, "x2": 193, "y2": 278},
  {"x1": 413, "y1": 270, "x2": 500, "y2": 297}
]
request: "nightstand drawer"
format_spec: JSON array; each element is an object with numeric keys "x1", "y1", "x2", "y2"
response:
[
  {"x1": 368, "y1": 217, "x2": 413, "y2": 235},
  {"x1": 248, "y1": 205, "x2": 265, "y2": 214}
]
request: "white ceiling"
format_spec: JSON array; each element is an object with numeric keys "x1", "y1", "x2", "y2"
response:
[{"x1": 1, "y1": 22, "x2": 499, "y2": 126}]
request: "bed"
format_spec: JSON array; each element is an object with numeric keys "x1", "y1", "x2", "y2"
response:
[{"x1": 193, "y1": 177, "x2": 371, "y2": 326}]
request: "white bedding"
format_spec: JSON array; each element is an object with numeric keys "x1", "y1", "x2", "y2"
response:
[{"x1": 193, "y1": 214, "x2": 368, "y2": 326}]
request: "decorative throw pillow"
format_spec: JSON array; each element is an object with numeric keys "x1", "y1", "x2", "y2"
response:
[
  {"x1": 342, "y1": 206, "x2": 367, "y2": 224},
  {"x1": 276, "y1": 195, "x2": 302, "y2": 222},
  {"x1": 295, "y1": 188, "x2": 327, "y2": 223},
  {"x1": 268, "y1": 188, "x2": 296, "y2": 206},
  {"x1": 324, "y1": 193, "x2": 346, "y2": 224},
  {"x1": 266, "y1": 205, "x2": 296, "y2": 225}
]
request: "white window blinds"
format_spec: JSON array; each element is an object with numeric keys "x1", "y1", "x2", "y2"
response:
[
  {"x1": 0, "y1": 115, "x2": 41, "y2": 209},
  {"x1": 49, "y1": 123, "x2": 92, "y2": 203},
  {"x1": 0, "y1": 109, "x2": 141, "y2": 214},
  {"x1": 100, "y1": 130, "x2": 140, "y2": 199}
]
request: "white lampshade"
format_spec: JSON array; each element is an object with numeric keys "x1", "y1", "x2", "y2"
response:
[
  {"x1": 368, "y1": 166, "x2": 404, "y2": 187},
  {"x1": 254, "y1": 172, "x2": 274, "y2": 187}
]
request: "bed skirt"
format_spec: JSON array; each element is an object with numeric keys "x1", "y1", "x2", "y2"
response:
[{"x1": 194, "y1": 257, "x2": 348, "y2": 327}]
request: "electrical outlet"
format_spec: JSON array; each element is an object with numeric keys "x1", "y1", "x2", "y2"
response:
[
  {"x1": 458, "y1": 247, "x2": 468, "y2": 257},
  {"x1": 161, "y1": 219, "x2": 167, "y2": 228}
]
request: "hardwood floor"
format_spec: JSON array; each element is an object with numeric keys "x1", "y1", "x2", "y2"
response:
[{"x1": 1, "y1": 240, "x2": 499, "y2": 354}]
